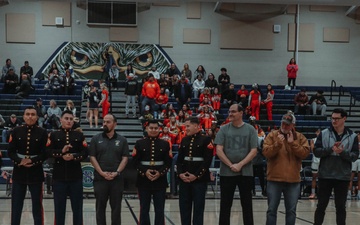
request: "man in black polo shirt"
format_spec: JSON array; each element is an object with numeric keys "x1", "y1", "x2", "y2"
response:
[
  {"x1": 90, "y1": 113, "x2": 129, "y2": 225},
  {"x1": 7, "y1": 106, "x2": 48, "y2": 225},
  {"x1": 47, "y1": 110, "x2": 88, "y2": 225}
]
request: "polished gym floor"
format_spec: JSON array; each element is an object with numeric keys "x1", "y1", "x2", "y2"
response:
[{"x1": 1, "y1": 190, "x2": 360, "y2": 225}]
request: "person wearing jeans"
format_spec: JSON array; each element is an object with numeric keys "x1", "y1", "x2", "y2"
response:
[
  {"x1": 263, "y1": 111, "x2": 310, "y2": 225},
  {"x1": 214, "y1": 104, "x2": 258, "y2": 225},
  {"x1": 313, "y1": 108, "x2": 359, "y2": 225}
]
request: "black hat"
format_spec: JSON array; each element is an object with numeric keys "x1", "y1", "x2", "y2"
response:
[{"x1": 36, "y1": 98, "x2": 42, "y2": 101}]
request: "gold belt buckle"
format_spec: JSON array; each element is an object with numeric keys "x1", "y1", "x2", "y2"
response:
[
  {"x1": 150, "y1": 161, "x2": 155, "y2": 166},
  {"x1": 188, "y1": 156, "x2": 193, "y2": 161},
  {"x1": 25, "y1": 155, "x2": 30, "y2": 159}
]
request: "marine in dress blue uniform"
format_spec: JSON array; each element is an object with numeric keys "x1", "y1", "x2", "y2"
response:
[
  {"x1": 177, "y1": 117, "x2": 213, "y2": 225},
  {"x1": 133, "y1": 120, "x2": 172, "y2": 225},
  {"x1": 7, "y1": 107, "x2": 48, "y2": 225},
  {"x1": 47, "y1": 110, "x2": 88, "y2": 225}
]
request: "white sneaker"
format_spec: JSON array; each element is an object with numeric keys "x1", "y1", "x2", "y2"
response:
[{"x1": 347, "y1": 192, "x2": 352, "y2": 200}]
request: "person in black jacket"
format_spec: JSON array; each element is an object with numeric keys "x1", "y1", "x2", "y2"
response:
[
  {"x1": 47, "y1": 110, "x2": 88, "y2": 225},
  {"x1": 205, "y1": 73, "x2": 218, "y2": 93},
  {"x1": 7, "y1": 106, "x2": 48, "y2": 225},
  {"x1": 15, "y1": 74, "x2": 33, "y2": 99},
  {"x1": 218, "y1": 68, "x2": 230, "y2": 93},
  {"x1": 177, "y1": 117, "x2": 213, "y2": 225},
  {"x1": 174, "y1": 75, "x2": 192, "y2": 110},
  {"x1": 132, "y1": 120, "x2": 172, "y2": 225}
]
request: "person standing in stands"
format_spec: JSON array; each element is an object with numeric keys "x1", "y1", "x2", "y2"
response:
[
  {"x1": 125, "y1": 73, "x2": 138, "y2": 118},
  {"x1": 141, "y1": 73, "x2": 160, "y2": 118},
  {"x1": 248, "y1": 83, "x2": 261, "y2": 120},
  {"x1": 177, "y1": 117, "x2": 213, "y2": 225},
  {"x1": 174, "y1": 75, "x2": 192, "y2": 110},
  {"x1": 7, "y1": 106, "x2": 48, "y2": 225},
  {"x1": 61, "y1": 69, "x2": 75, "y2": 95},
  {"x1": 218, "y1": 67, "x2": 230, "y2": 93},
  {"x1": 286, "y1": 58, "x2": 298, "y2": 90},
  {"x1": 214, "y1": 104, "x2": 258, "y2": 225},
  {"x1": 314, "y1": 108, "x2": 359, "y2": 225},
  {"x1": 262, "y1": 84, "x2": 275, "y2": 121},
  {"x1": 98, "y1": 83, "x2": 110, "y2": 119},
  {"x1": 132, "y1": 120, "x2": 172, "y2": 225},
  {"x1": 47, "y1": 110, "x2": 88, "y2": 225},
  {"x1": 263, "y1": 111, "x2": 310, "y2": 225},
  {"x1": 90, "y1": 113, "x2": 129, "y2": 225}
]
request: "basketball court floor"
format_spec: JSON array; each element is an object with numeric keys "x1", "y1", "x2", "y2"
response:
[{"x1": 1, "y1": 191, "x2": 360, "y2": 225}]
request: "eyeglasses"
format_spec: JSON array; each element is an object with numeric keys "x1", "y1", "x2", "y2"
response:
[
  {"x1": 331, "y1": 117, "x2": 343, "y2": 122},
  {"x1": 228, "y1": 110, "x2": 238, "y2": 114}
]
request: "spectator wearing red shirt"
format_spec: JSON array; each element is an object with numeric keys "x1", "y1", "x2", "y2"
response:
[
  {"x1": 199, "y1": 87, "x2": 212, "y2": 103},
  {"x1": 155, "y1": 87, "x2": 169, "y2": 118},
  {"x1": 286, "y1": 58, "x2": 298, "y2": 89},
  {"x1": 248, "y1": 83, "x2": 261, "y2": 120},
  {"x1": 236, "y1": 85, "x2": 249, "y2": 108},
  {"x1": 262, "y1": 84, "x2": 275, "y2": 121},
  {"x1": 141, "y1": 74, "x2": 160, "y2": 117},
  {"x1": 211, "y1": 87, "x2": 221, "y2": 114}
]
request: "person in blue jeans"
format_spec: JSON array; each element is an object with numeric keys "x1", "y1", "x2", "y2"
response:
[{"x1": 263, "y1": 111, "x2": 310, "y2": 225}]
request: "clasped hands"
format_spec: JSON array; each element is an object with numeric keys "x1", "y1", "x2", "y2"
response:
[
  {"x1": 179, "y1": 172, "x2": 197, "y2": 182},
  {"x1": 62, "y1": 144, "x2": 74, "y2": 161},
  {"x1": 146, "y1": 169, "x2": 160, "y2": 181},
  {"x1": 19, "y1": 158, "x2": 32, "y2": 167},
  {"x1": 101, "y1": 171, "x2": 118, "y2": 180},
  {"x1": 332, "y1": 141, "x2": 344, "y2": 154}
]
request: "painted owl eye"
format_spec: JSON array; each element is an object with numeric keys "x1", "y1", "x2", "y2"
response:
[
  {"x1": 71, "y1": 50, "x2": 89, "y2": 65},
  {"x1": 134, "y1": 52, "x2": 153, "y2": 67}
]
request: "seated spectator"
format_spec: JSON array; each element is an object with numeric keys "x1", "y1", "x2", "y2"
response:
[
  {"x1": 166, "y1": 63, "x2": 181, "y2": 78},
  {"x1": 181, "y1": 63, "x2": 192, "y2": 83},
  {"x1": 2, "y1": 114, "x2": 22, "y2": 143},
  {"x1": 149, "y1": 66, "x2": 160, "y2": 80},
  {"x1": 49, "y1": 69, "x2": 62, "y2": 94},
  {"x1": 205, "y1": 73, "x2": 218, "y2": 93},
  {"x1": 181, "y1": 104, "x2": 193, "y2": 118},
  {"x1": 294, "y1": 88, "x2": 310, "y2": 115},
  {"x1": 174, "y1": 75, "x2": 192, "y2": 110},
  {"x1": 169, "y1": 74, "x2": 180, "y2": 96},
  {"x1": 176, "y1": 110, "x2": 188, "y2": 128},
  {"x1": 48, "y1": 63, "x2": 58, "y2": 76},
  {"x1": 155, "y1": 87, "x2": 169, "y2": 118},
  {"x1": 45, "y1": 99, "x2": 62, "y2": 129},
  {"x1": 222, "y1": 83, "x2": 237, "y2": 107},
  {"x1": 199, "y1": 87, "x2": 212, "y2": 103},
  {"x1": 218, "y1": 67, "x2": 230, "y2": 93},
  {"x1": 20, "y1": 61, "x2": 34, "y2": 85},
  {"x1": 33, "y1": 98, "x2": 46, "y2": 128},
  {"x1": 143, "y1": 105, "x2": 154, "y2": 120},
  {"x1": 3, "y1": 68, "x2": 19, "y2": 94},
  {"x1": 198, "y1": 96, "x2": 214, "y2": 112},
  {"x1": 160, "y1": 103, "x2": 177, "y2": 126},
  {"x1": 159, "y1": 126, "x2": 176, "y2": 146},
  {"x1": 192, "y1": 75, "x2": 205, "y2": 98},
  {"x1": 61, "y1": 69, "x2": 75, "y2": 95},
  {"x1": 211, "y1": 87, "x2": 221, "y2": 114},
  {"x1": 197, "y1": 105, "x2": 216, "y2": 133},
  {"x1": 15, "y1": 74, "x2": 33, "y2": 99},
  {"x1": 309, "y1": 90, "x2": 327, "y2": 116},
  {"x1": 108, "y1": 63, "x2": 119, "y2": 90},
  {"x1": 141, "y1": 73, "x2": 160, "y2": 117},
  {"x1": 193, "y1": 65, "x2": 206, "y2": 81},
  {"x1": 236, "y1": 84, "x2": 249, "y2": 108},
  {"x1": 1, "y1": 58, "x2": 15, "y2": 82},
  {"x1": 64, "y1": 99, "x2": 76, "y2": 116},
  {"x1": 167, "y1": 116, "x2": 180, "y2": 144},
  {"x1": 158, "y1": 73, "x2": 170, "y2": 96}
]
